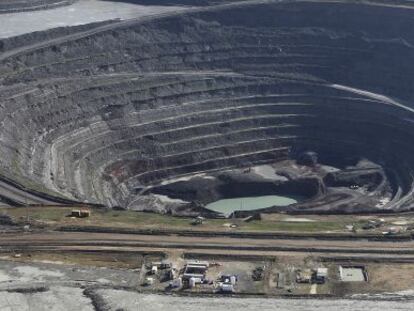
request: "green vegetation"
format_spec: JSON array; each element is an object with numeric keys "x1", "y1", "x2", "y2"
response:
[
  {"x1": 1, "y1": 206, "x2": 224, "y2": 230},
  {"x1": 0, "y1": 206, "x2": 363, "y2": 233},
  {"x1": 4, "y1": 206, "x2": 408, "y2": 234}
]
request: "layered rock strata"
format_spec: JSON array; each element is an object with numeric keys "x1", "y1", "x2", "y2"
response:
[{"x1": 0, "y1": 0, "x2": 413, "y2": 213}]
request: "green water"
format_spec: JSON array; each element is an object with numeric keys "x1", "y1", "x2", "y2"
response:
[{"x1": 205, "y1": 195, "x2": 299, "y2": 216}]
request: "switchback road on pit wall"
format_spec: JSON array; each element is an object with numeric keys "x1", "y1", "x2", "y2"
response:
[{"x1": 0, "y1": 179, "x2": 65, "y2": 206}]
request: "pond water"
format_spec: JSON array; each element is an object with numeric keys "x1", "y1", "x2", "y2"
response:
[{"x1": 205, "y1": 195, "x2": 299, "y2": 216}]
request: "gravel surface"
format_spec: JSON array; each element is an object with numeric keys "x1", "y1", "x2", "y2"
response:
[
  {"x1": 96, "y1": 290, "x2": 414, "y2": 311},
  {"x1": 0, "y1": 287, "x2": 94, "y2": 311},
  {"x1": 1, "y1": 287, "x2": 414, "y2": 311},
  {"x1": 0, "y1": 260, "x2": 140, "y2": 289}
]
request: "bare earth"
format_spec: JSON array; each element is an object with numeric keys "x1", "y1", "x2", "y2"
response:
[
  {"x1": 3, "y1": 231, "x2": 414, "y2": 252},
  {"x1": 64, "y1": 290, "x2": 414, "y2": 311}
]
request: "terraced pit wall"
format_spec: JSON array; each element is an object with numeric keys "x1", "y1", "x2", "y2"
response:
[{"x1": 0, "y1": 1, "x2": 413, "y2": 211}]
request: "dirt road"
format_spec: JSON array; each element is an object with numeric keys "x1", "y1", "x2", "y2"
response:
[{"x1": 3, "y1": 231, "x2": 414, "y2": 258}]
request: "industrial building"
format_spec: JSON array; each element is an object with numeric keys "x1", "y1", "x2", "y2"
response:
[{"x1": 339, "y1": 266, "x2": 368, "y2": 282}]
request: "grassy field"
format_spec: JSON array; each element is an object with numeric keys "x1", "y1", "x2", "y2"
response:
[
  {"x1": 0, "y1": 206, "x2": 373, "y2": 233},
  {"x1": 245, "y1": 220, "x2": 345, "y2": 232}
]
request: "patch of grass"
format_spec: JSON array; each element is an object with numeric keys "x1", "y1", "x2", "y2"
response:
[
  {"x1": 1, "y1": 206, "x2": 70, "y2": 222},
  {"x1": 0, "y1": 206, "x2": 360, "y2": 233},
  {"x1": 0, "y1": 206, "x2": 218, "y2": 229},
  {"x1": 243, "y1": 220, "x2": 344, "y2": 232},
  {"x1": 4, "y1": 206, "x2": 402, "y2": 233}
]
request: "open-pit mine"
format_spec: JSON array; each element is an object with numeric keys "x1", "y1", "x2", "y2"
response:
[
  {"x1": 1, "y1": 0, "x2": 414, "y2": 216},
  {"x1": 1, "y1": 0, "x2": 414, "y2": 310}
]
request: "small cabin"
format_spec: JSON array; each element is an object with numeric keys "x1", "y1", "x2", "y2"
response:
[{"x1": 183, "y1": 261, "x2": 209, "y2": 281}]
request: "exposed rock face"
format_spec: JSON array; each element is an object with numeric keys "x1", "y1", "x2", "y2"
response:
[
  {"x1": 0, "y1": 0, "x2": 413, "y2": 213},
  {"x1": 150, "y1": 170, "x2": 323, "y2": 205}
]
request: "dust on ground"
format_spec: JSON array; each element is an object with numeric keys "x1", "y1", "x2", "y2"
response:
[{"x1": 95, "y1": 290, "x2": 414, "y2": 311}]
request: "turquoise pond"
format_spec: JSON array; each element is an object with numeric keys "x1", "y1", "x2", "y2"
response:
[{"x1": 205, "y1": 195, "x2": 299, "y2": 216}]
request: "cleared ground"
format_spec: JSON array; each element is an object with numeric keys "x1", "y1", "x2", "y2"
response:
[
  {"x1": 2, "y1": 286, "x2": 414, "y2": 311},
  {"x1": 4, "y1": 230, "x2": 414, "y2": 256},
  {"x1": 88, "y1": 291, "x2": 414, "y2": 311},
  {"x1": 2, "y1": 247, "x2": 414, "y2": 307},
  {"x1": 0, "y1": 287, "x2": 94, "y2": 311}
]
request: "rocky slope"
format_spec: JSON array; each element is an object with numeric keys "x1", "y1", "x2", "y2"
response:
[{"x1": 0, "y1": 0, "x2": 413, "y2": 213}]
